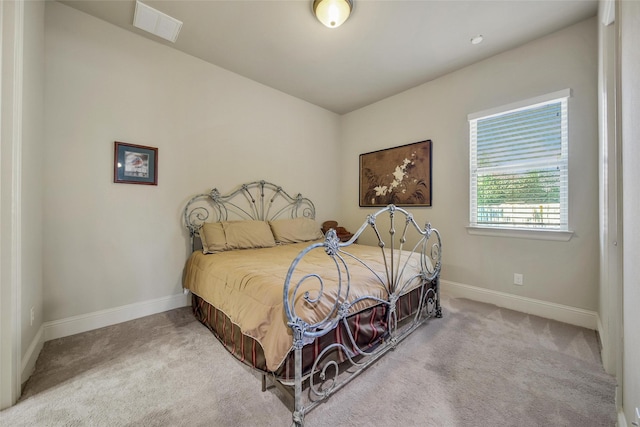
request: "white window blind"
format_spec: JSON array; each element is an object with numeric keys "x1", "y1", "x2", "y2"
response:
[{"x1": 469, "y1": 90, "x2": 569, "y2": 230}]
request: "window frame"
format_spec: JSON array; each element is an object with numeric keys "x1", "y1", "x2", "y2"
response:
[{"x1": 467, "y1": 89, "x2": 573, "y2": 241}]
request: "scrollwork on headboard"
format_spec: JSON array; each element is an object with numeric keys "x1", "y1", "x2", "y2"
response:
[{"x1": 183, "y1": 180, "x2": 316, "y2": 249}]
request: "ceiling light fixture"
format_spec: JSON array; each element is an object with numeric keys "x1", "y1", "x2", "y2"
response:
[{"x1": 313, "y1": 0, "x2": 353, "y2": 29}]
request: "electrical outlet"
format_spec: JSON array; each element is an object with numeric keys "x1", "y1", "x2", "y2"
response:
[
  {"x1": 513, "y1": 273, "x2": 524, "y2": 286},
  {"x1": 30, "y1": 307, "x2": 35, "y2": 326}
]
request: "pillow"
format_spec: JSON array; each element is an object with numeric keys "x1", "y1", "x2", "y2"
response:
[
  {"x1": 269, "y1": 218, "x2": 323, "y2": 244},
  {"x1": 199, "y1": 222, "x2": 227, "y2": 254},
  {"x1": 223, "y1": 220, "x2": 276, "y2": 250}
]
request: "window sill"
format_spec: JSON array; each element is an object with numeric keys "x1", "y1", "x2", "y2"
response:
[{"x1": 466, "y1": 226, "x2": 574, "y2": 241}]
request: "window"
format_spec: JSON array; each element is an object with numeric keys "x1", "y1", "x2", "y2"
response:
[{"x1": 469, "y1": 89, "x2": 570, "y2": 232}]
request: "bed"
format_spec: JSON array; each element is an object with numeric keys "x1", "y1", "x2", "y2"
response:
[{"x1": 182, "y1": 181, "x2": 442, "y2": 426}]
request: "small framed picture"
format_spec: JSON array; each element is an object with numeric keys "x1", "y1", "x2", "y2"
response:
[{"x1": 113, "y1": 141, "x2": 158, "y2": 185}]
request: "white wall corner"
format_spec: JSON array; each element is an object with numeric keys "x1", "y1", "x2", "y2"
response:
[
  {"x1": 20, "y1": 324, "x2": 43, "y2": 385},
  {"x1": 441, "y1": 280, "x2": 598, "y2": 330},
  {"x1": 43, "y1": 293, "x2": 190, "y2": 342}
]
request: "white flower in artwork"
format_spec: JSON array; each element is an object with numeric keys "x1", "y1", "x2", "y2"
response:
[
  {"x1": 388, "y1": 158, "x2": 411, "y2": 190},
  {"x1": 393, "y1": 165, "x2": 406, "y2": 182},
  {"x1": 374, "y1": 185, "x2": 388, "y2": 196},
  {"x1": 368, "y1": 151, "x2": 422, "y2": 204}
]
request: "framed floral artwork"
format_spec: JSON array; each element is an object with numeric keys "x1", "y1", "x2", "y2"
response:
[
  {"x1": 113, "y1": 141, "x2": 158, "y2": 185},
  {"x1": 359, "y1": 140, "x2": 432, "y2": 207}
]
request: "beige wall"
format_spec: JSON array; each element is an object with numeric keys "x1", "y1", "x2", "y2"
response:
[
  {"x1": 340, "y1": 18, "x2": 599, "y2": 310},
  {"x1": 43, "y1": 2, "x2": 340, "y2": 322}
]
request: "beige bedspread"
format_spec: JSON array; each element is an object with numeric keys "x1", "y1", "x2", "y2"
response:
[{"x1": 182, "y1": 241, "x2": 426, "y2": 371}]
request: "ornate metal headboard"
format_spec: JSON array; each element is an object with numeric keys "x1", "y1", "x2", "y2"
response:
[{"x1": 183, "y1": 180, "x2": 316, "y2": 250}]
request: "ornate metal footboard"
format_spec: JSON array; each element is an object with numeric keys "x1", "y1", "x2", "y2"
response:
[{"x1": 282, "y1": 205, "x2": 442, "y2": 427}]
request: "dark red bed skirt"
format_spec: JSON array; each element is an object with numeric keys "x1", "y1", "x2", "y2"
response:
[{"x1": 191, "y1": 285, "x2": 426, "y2": 381}]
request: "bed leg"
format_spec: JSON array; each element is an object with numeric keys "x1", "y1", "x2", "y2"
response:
[
  {"x1": 291, "y1": 414, "x2": 303, "y2": 427},
  {"x1": 292, "y1": 345, "x2": 304, "y2": 427},
  {"x1": 261, "y1": 374, "x2": 267, "y2": 392},
  {"x1": 435, "y1": 277, "x2": 443, "y2": 318}
]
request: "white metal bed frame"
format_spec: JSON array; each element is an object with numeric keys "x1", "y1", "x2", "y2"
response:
[{"x1": 184, "y1": 181, "x2": 442, "y2": 426}]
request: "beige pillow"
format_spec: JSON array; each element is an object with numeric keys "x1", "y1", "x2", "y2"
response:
[
  {"x1": 269, "y1": 218, "x2": 323, "y2": 244},
  {"x1": 199, "y1": 222, "x2": 227, "y2": 254},
  {"x1": 223, "y1": 220, "x2": 276, "y2": 250}
]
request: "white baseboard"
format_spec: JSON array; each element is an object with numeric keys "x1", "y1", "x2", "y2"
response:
[
  {"x1": 43, "y1": 293, "x2": 190, "y2": 342},
  {"x1": 618, "y1": 409, "x2": 628, "y2": 427},
  {"x1": 440, "y1": 280, "x2": 598, "y2": 330},
  {"x1": 21, "y1": 324, "x2": 44, "y2": 385}
]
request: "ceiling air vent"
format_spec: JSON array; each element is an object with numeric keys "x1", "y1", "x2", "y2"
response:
[{"x1": 133, "y1": 1, "x2": 182, "y2": 43}]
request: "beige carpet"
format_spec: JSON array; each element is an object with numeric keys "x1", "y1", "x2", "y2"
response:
[{"x1": 1, "y1": 296, "x2": 616, "y2": 426}]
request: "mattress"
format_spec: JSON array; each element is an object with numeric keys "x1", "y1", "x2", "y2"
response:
[{"x1": 182, "y1": 241, "x2": 431, "y2": 373}]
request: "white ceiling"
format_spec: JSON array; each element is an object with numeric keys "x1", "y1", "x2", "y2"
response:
[{"x1": 59, "y1": 0, "x2": 598, "y2": 114}]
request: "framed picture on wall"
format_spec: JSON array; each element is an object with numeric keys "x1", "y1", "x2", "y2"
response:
[
  {"x1": 359, "y1": 140, "x2": 432, "y2": 207},
  {"x1": 113, "y1": 141, "x2": 158, "y2": 185}
]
